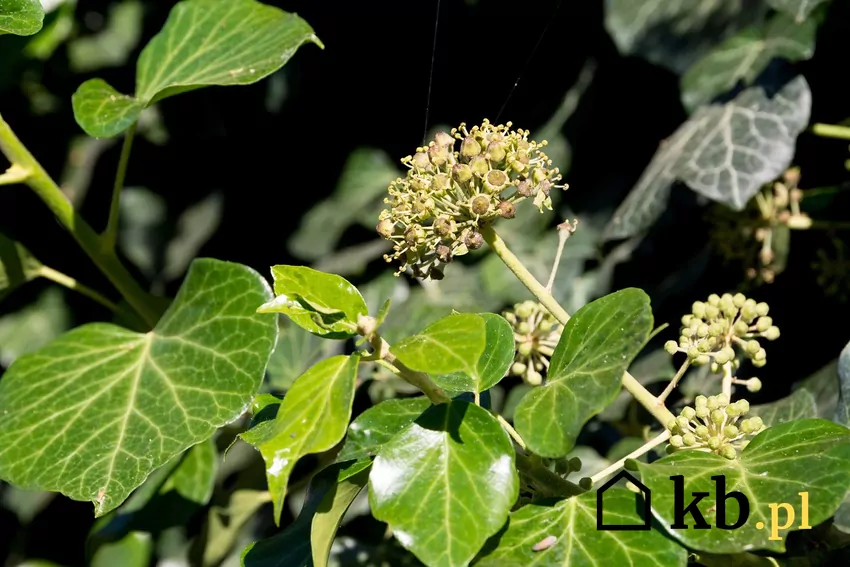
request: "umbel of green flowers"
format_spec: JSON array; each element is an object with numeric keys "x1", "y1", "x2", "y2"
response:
[
  {"x1": 503, "y1": 300, "x2": 563, "y2": 385},
  {"x1": 376, "y1": 120, "x2": 566, "y2": 279},
  {"x1": 665, "y1": 292, "x2": 780, "y2": 372},
  {"x1": 666, "y1": 394, "x2": 764, "y2": 460}
]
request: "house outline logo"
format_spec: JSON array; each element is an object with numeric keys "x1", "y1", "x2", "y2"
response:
[{"x1": 596, "y1": 470, "x2": 652, "y2": 531}]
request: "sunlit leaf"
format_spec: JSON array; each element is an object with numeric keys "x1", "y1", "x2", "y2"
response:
[
  {"x1": 369, "y1": 401, "x2": 518, "y2": 567},
  {"x1": 766, "y1": 0, "x2": 830, "y2": 22},
  {"x1": 605, "y1": 76, "x2": 811, "y2": 240},
  {"x1": 391, "y1": 312, "x2": 486, "y2": 379},
  {"x1": 0, "y1": 0, "x2": 44, "y2": 36},
  {"x1": 638, "y1": 419, "x2": 850, "y2": 553},
  {"x1": 265, "y1": 316, "x2": 342, "y2": 391},
  {"x1": 204, "y1": 490, "x2": 272, "y2": 566},
  {"x1": 337, "y1": 397, "x2": 431, "y2": 463},
  {"x1": 312, "y1": 467, "x2": 370, "y2": 567},
  {"x1": 163, "y1": 438, "x2": 218, "y2": 506},
  {"x1": 0, "y1": 259, "x2": 277, "y2": 516},
  {"x1": 0, "y1": 233, "x2": 43, "y2": 302},
  {"x1": 476, "y1": 489, "x2": 687, "y2": 566},
  {"x1": 91, "y1": 531, "x2": 152, "y2": 567},
  {"x1": 681, "y1": 14, "x2": 817, "y2": 111},
  {"x1": 71, "y1": 0, "x2": 322, "y2": 137},
  {"x1": 256, "y1": 355, "x2": 359, "y2": 524},
  {"x1": 514, "y1": 289, "x2": 654, "y2": 458}
]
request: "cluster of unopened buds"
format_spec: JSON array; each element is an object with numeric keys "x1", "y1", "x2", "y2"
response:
[
  {"x1": 376, "y1": 120, "x2": 567, "y2": 279},
  {"x1": 665, "y1": 293, "x2": 779, "y2": 378},
  {"x1": 666, "y1": 394, "x2": 764, "y2": 459},
  {"x1": 503, "y1": 300, "x2": 563, "y2": 385}
]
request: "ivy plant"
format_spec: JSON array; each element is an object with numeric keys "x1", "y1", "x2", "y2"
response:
[{"x1": 2, "y1": 1, "x2": 850, "y2": 567}]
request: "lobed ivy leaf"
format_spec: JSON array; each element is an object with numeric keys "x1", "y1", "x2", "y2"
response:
[
  {"x1": 258, "y1": 265, "x2": 368, "y2": 339},
  {"x1": 369, "y1": 401, "x2": 518, "y2": 567},
  {"x1": 514, "y1": 289, "x2": 654, "y2": 458},
  {"x1": 766, "y1": 0, "x2": 830, "y2": 22},
  {"x1": 391, "y1": 312, "x2": 487, "y2": 379},
  {"x1": 0, "y1": 258, "x2": 277, "y2": 516},
  {"x1": 637, "y1": 419, "x2": 850, "y2": 553},
  {"x1": 681, "y1": 14, "x2": 817, "y2": 112},
  {"x1": 0, "y1": 0, "x2": 44, "y2": 36},
  {"x1": 604, "y1": 0, "x2": 766, "y2": 74},
  {"x1": 430, "y1": 313, "x2": 515, "y2": 394},
  {"x1": 337, "y1": 397, "x2": 432, "y2": 463},
  {"x1": 750, "y1": 387, "x2": 818, "y2": 426},
  {"x1": 256, "y1": 355, "x2": 359, "y2": 525},
  {"x1": 311, "y1": 467, "x2": 370, "y2": 567},
  {"x1": 164, "y1": 438, "x2": 218, "y2": 506},
  {"x1": 0, "y1": 233, "x2": 43, "y2": 302},
  {"x1": 605, "y1": 76, "x2": 811, "y2": 240},
  {"x1": 476, "y1": 489, "x2": 687, "y2": 566},
  {"x1": 72, "y1": 0, "x2": 322, "y2": 138}
]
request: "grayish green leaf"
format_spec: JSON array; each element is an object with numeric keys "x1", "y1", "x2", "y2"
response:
[
  {"x1": 605, "y1": 76, "x2": 811, "y2": 240},
  {"x1": 835, "y1": 338, "x2": 850, "y2": 426},
  {"x1": 337, "y1": 397, "x2": 431, "y2": 463},
  {"x1": 258, "y1": 265, "x2": 368, "y2": 339},
  {"x1": 514, "y1": 289, "x2": 654, "y2": 458},
  {"x1": 118, "y1": 187, "x2": 167, "y2": 279},
  {"x1": 638, "y1": 419, "x2": 850, "y2": 553},
  {"x1": 476, "y1": 489, "x2": 687, "y2": 566},
  {"x1": 68, "y1": 0, "x2": 144, "y2": 72},
  {"x1": 289, "y1": 148, "x2": 400, "y2": 261},
  {"x1": 369, "y1": 401, "x2": 518, "y2": 567},
  {"x1": 0, "y1": 233, "x2": 43, "y2": 302},
  {"x1": 604, "y1": 0, "x2": 766, "y2": 73},
  {"x1": 205, "y1": 490, "x2": 272, "y2": 567},
  {"x1": 796, "y1": 357, "x2": 840, "y2": 419},
  {"x1": 681, "y1": 14, "x2": 816, "y2": 111},
  {"x1": 266, "y1": 316, "x2": 342, "y2": 391},
  {"x1": 766, "y1": 0, "x2": 830, "y2": 22},
  {"x1": 91, "y1": 531, "x2": 152, "y2": 567},
  {"x1": 750, "y1": 388, "x2": 818, "y2": 426},
  {"x1": 0, "y1": 0, "x2": 43, "y2": 36},
  {"x1": 257, "y1": 355, "x2": 359, "y2": 524},
  {"x1": 391, "y1": 313, "x2": 486, "y2": 379},
  {"x1": 163, "y1": 192, "x2": 223, "y2": 281},
  {"x1": 0, "y1": 258, "x2": 277, "y2": 516},
  {"x1": 0, "y1": 288, "x2": 69, "y2": 368},
  {"x1": 72, "y1": 0, "x2": 322, "y2": 137},
  {"x1": 165, "y1": 438, "x2": 218, "y2": 505},
  {"x1": 312, "y1": 468, "x2": 370, "y2": 567}
]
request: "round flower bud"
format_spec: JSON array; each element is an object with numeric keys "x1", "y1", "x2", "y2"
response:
[
  {"x1": 745, "y1": 340, "x2": 761, "y2": 354},
  {"x1": 435, "y1": 244, "x2": 452, "y2": 263},
  {"x1": 517, "y1": 322, "x2": 531, "y2": 335},
  {"x1": 696, "y1": 406, "x2": 709, "y2": 419},
  {"x1": 717, "y1": 393, "x2": 729, "y2": 406},
  {"x1": 667, "y1": 419, "x2": 678, "y2": 432},
  {"x1": 756, "y1": 302, "x2": 769, "y2": 317},
  {"x1": 664, "y1": 340, "x2": 679, "y2": 355},
  {"x1": 670, "y1": 435, "x2": 684, "y2": 448},
  {"x1": 714, "y1": 349, "x2": 732, "y2": 365},
  {"x1": 470, "y1": 195, "x2": 491, "y2": 215},
  {"x1": 677, "y1": 416, "x2": 690, "y2": 430},
  {"x1": 516, "y1": 301, "x2": 535, "y2": 318},
  {"x1": 725, "y1": 404, "x2": 741, "y2": 417},
  {"x1": 707, "y1": 294, "x2": 721, "y2": 306},
  {"x1": 764, "y1": 326, "x2": 780, "y2": 340},
  {"x1": 579, "y1": 477, "x2": 593, "y2": 490},
  {"x1": 707, "y1": 396, "x2": 720, "y2": 410},
  {"x1": 687, "y1": 346, "x2": 699, "y2": 359},
  {"x1": 469, "y1": 156, "x2": 489, "y2": 176},
  {"x1": 511, "y1": 362, "x2": 527, "y2": 375},
  {"x1": 705, "y1": 305, "x2": 720, "y2": 319},
  {"x1": 752, "y1": 358, "x2": 766, "y2": 368},
  {"x1": 708, "y1": 436, "x2": 722, "y2": 450},
  {"x1": 497, "y1": 201, "x2": 516, "y2": 219},
  {"x1": 569, "y1": 457, "x2": 582, "y2": 472},
  {"x1": 692, "y1": 301, "x2": 706, "y2": 318},
  {"x1": 681, "y1": 406, "x2": 696, "y2": 420},
  {"x1": 526, "y1": 368, "x2": 542, "y2": 385},
  {"x1": 377, "y1": 219, "x2": 396, "y2": 238},
  {"x1": 724, "y1": 425, "x2": 739, "y2": 438},
  {"x1": 486, "y1": 141, "x2": 506, "y2": 163},
  {"x1": 754, "y1": 348, "x2": 766, "y2": 361},
  {"x1": 740, "y1": 419, "x2": 755, "y2": 434},
  {"x1": 756, "y1": 317, "x2": 772, "y2": 333},
  {"x1": 747, "y1": 377, "x2": 762, "y2": 392},
  {"x1": 695, "y1": 354, "x2": 710, "y2": 366},
  {"x1": 741, "y1": 303, "x2": 758, "y2": 322},
  {"x1": 452, "y1": 163, "x2": 473, "y2": 184},
  {"x1": 711, "y1": 409, "x2": 725, "y2": 425},
  {"x1": 749, "y1": 416, "x2": 764, "y2": 431},
  {"x1": 733, "y1": 320, "x2": 749, "y2": 336},
  {"x1": 682, "y1": 433, "x2": 696, "y2": 446},
  {"x1": 698, "y1": 341, "x2": 712, "y2": 353},
  {"x1": 518, "y1": 341, "x2": 533, "y2": 357},
  {"x1": 695, "y1": 395, "x2": 708, "y2": 408},
  {"x1": 697, "y1": 324, "x2": 709, "y2": 338},
  {"x1": 733, "y1": 293, "x2": 746, "y2": 308},
  {"x1": 709, "y1": 322, "x2": 724, "y2": 337},
  {"x1": 735, "y1": 399, "x2": 750, "y2": 414},
  {"x1": 720, "y1": 445, "x2": 737, "y2": 460},
  {"x1": 485, "y1": 169, "x2": 509, "y2": 192},
  {"x1": 694, "y1": 425, "x2": 709, "y2": 439},
  {"x1": 464, "y1": 230, "x2": 484, "y2": 250},
  {"x1": 460, "y1": 136, "x2": 481, "y2": 158}
]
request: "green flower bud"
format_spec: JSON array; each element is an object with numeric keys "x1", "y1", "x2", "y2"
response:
[
  {"x1": 664, "y1": 340, "x2": 679, "y2": 355},
  {"x1": 756, "y1": 302, "x2": 769, "y2": 317},
  {"x1": 697, "y1": 324, "x2": 709, "y2": 338},
  {"x1": 683, "y1": 433, "x2": 696, "y2": 446},
  {"x1": 696, "y1": 406, "x2": 710, "y2": 419},
  {"x1": 705, "y1": 305, "x2": 720, "y2": 319},
  {"x1": 724, "y1": 424, "x2": 739, "y2": 437},
  {"x1": 461, "y1": 136, "x2": 481, "y2": 158},
  {"x1": 470, "y1": 195, "x2": 491, "y2": 215},
  {"x1": 412, "y1": 152, "x2": 431, "y2": 169},
  {"x1": 733, "y1": 320, "x2": 749, "y2": 336},
  {"x1": 486, "y1": 141, "x2": 506, "y2": 163},
  {"x1": 569, "y1": 457, "x2": 582, "y2": 472},
  {"x1": 752, "y1": 358, "x2": 766, "y2": 368},
  {"x1": 764, "y1": 326, "x2": 780, "y2": 340},
  {"x1": 518, "y1": 341, "x2": 533, "y2": 357},
  {"x1": 707, "y1": 294, "x2": 721, "y2": 306},
  {"x1": 682, "y1": 314, "x2": 694, "y2": 325},
  {"x1": 740, "y1": 419, "x2": 755, "y2": 434},
  {"x1": 708, "y1": 436, "x2": 722, "y2": 450},
  {"x1": 695, "y1": 354, "x2": 710, "y2": 366},
  {"x1": 698, "y1": 340, "x2": 712, "y2": 353},
  {"x1": 692, "y1": 301, "x2": 706, "y2": 318},
  {"x1": 714, "y1": 349, "x2": 732, "y2": 365},
  {"x1": 670, "y1": 435, "x2": 684, "y2": 448},
  {"x1": 695, "y1": 395, "x2": 708, "y2": 408},
  {"x1": 733, "y1": 293, "x2": 746, "y2": 308},
  {"x1": 526, "y1": 368, "x2": 542, "y2": 386},
  {"x1": 754, "y1": 348, "x2": 766, "y2": 361},
  {"x1": 469, "y1": 156, "x2": 489, "y2": 176},
  {"x1": 717, "y1": 393, "x2": 729, "y2": 407},
  {"x1": 677, "y1": 416, "x2": 690, "y2": 430},
  {"x1": 694, "y1": 425, "x2": 709, "y2": 438},
  {"x1": 452, "y1": 163, "x2": 473, "y2": 184},
  {"x1": 497, "y1": 201, "x2": 516, "y2": 219},
  {"x1": 745, "y1": 340, "x2": 761, "y2": 354},
  {"x1": 516, "y1": 301, "x2": 535, "y2": 318},
  {"x1": 720, "y1": 445, "x2": 737, "y2": 460},
  {"x1": 707, "y1": 396, "x2": 720, "y2": 410},
  {"x1": 667, "y1": 419, "x2": 679, "y2": 432},
  {"x1": 709, "y1": 322, "x2": 724, "y2": 337},
  {"x1": 749, "y1": 416, "x2": 764, "y2": 431},
  {"x1": 377, "y1": 219, "x2": 396, "y2": 238},
  {"x1": 756, "y1": 317, "x2": 772, "y2": 333},
  {"x1": 711, "y1": 409, "x2": 725, "y2": 425},
  {"x1": 721, "y1": 293, "x2": 733, "y2": 304},
  {"x1": 747, "y1": 377, "x2": 762, "y2": 392},
  {"x1": 579, "y1": 477, "x2": 593, "y2": 490},
  {"x1": 725, "y1": 404, "x2": 741, "y2": 417},
  {"x1": 511, "y1": 362, "x2": 527, "y2": 375},
  {"x1": 517, "y1": 322, "x2": 531, "y2": 335},
  {"x1": 687, "y1": 346, "x2": 699, "y2": 359},
  {"x1": 735, "y1": 399, "x2": 750, "y2": 414},
  {"x1": 741, "y1": 304, "x2": 758, "y2": 322},
  {"x1": 681, "y1": 406, "x2": 696, "y2": 420}
]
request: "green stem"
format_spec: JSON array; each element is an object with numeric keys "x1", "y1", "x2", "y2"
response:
[
  {"x1": 0, "y1": 164, "x2": 30, "y2": 185},
  {"x1": 0, "y1": 112, "x2": 159, "y2": 328},
  {"x1": 38, "y1": 265, "x2": 121, "y2": 312},
  {"x1": 103, "y1": 122, "x2": 137, "y2": 253},
  {"x1": 514, "y1": 452, "x2": 584, "y2": 498},
  {"x1": 589, "y1": 429, "x2": 669, "y2": 485},
  {"x1": 481, "y1": 224, "x2": 676, "y2": 427},
  {"x1": 811, "y1": 123, "x2": 850, "y2": 140},
  {"x1": 722, "y1": 361, "x2": 733, "y2": 398},
  {"x1": 809, "y1": 220, "x2": 850, "y2": 231},
  {"x1": 656, "y1": 359, "x2": 691, "y2": 404},
  {"x1": 368, "y1": 331, "x2": 450, "y2": 404},
  {"x1": 496, "y1": 414, "x2": 527, "y2": 450}
]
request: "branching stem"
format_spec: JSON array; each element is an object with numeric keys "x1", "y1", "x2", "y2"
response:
[
  {"x1": 481, "y1": 224, "x2": 676, "y2": 427},
  {"x1": 38, "y1": 265, "x2": 120, "y2": 312},
  {"x1": 366, "y1": 331, "x2": 450, "y2": 404},
  {"x1": 103, "y1": 122, "x2": 137, "y2": 253},
  {"x1": 657, "y1": 359, "x2": 691, "y2": 404},
  {"x1": 496, "y1": 414, "x2": 527, "y2": 450},
  {"x1": 514, "y1": 451, "x2": 584, "y2": 498},
  {"x1": 589, "y1": 429, "x2": 670, "y2": 485}
]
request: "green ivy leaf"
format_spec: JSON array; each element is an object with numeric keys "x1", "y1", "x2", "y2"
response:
[
  {"x1": 681, "y1": 14, "x2": 817, "y2": 111},
  {"x1": 835, "y1": 338, "x2": 850, "y2": 427},
  {"x1": 163, "y1": 438, "x2": 218, "y2": 506},
  {"x1": 204, "y1": 490, "x2": 272, "y2": 566},
  {"x1": 258, "y1": 266, "x2": 368, "y2": 339},
  {"x1": 257, "y1": 355, "x2": 359, "y2": 524},
  {"x1": 71, "y1": 0, "x2": 322, "y2": 138},
  {"x1": 391, "y1": 312, "x2": 487, "y2": 378},
  {"x1": 0, "y1": 258, "x2": 277, "y2": 516},
  {"x1": 337, "y1": 397, "x2": 432, "y2": 463},
  {"x1": 431, "y1": 313, "x2": 515, "y2": 394},
  {"x1": 0, "y1": 0, "x2": 44, "y2": 36},
  {"x1": 750, "y1": 388, "x2": 818, "y2": 426},
  {"x1": 369, "y1": 400, "x2": 518, "y2": 567},
  {"x1": 91, "y1": 532, "x2": 152, "y2": 567},
  {"x1": 266, "y1": 316, "x2": 342, "y2": 391},
  {"x1": 766, "y1": 0, "x2": 830, "y2": 22},
  {"x1": 0, "y1": 288, "x2": 70, "y2": 367},
  {"x1": 637, "y1": 419, "x2": 850, "y2": 553},
  {"x1": 605, "y1": 76, "x2": 811, "y2": 240},
  {"x1": 514, "y1": 289, "x2": 653, "y2": 458},
  {"x1": 0, "y1": 233, "x2": 43, "y2": 302},
  {"x1": 312, "y1": 467, "x2": 370, "y2": 567},
  {"x1": 476, "y1": 489, "x2": 687, "y2": 566}
]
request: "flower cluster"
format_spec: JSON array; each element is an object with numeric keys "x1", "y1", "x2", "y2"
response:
[
  {"x1": 377, "y1": 120, "x2": 566, "y2": 279},
  {"x1": 664, "y1": 293, "x2": 779, "y2": 372},
  {"x1": 666, "y1": 394, "x2": 764, "y2": 459},
  {"x1": 503, "y1": 300, "x2": 563, "y2": 385}
]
